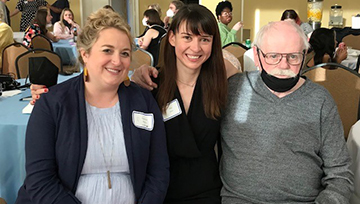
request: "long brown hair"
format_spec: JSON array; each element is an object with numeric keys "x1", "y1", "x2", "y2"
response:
[
  {"x1": 33, "y1": 8, "x2": 48, "y2": 33},
  {"x1": 157, "y1": 4, "x2": 227, "y2": 119},
  {"x1": 143, "y1": 9, "x2": 162, "y2": 26}
]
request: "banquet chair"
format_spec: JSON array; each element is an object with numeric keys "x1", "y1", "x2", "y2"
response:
[
  {"x1": 222, "y1": 42, "x2": 249, "y2": 72},
  {"x1": 301, "y1": 62, "x2": 360, "y2": 138},
  {"x1": 342, "y1": 34, "x2": 360, "y2": 50},
  {"x1": 1, "y1": 42, "x2": 29, "y2": 78},
  {"x1": 129, "y1": 48, "x2": 154, "y2": 71},
  {"x1": 356, "y1": 55, "x2": 360, "y2": 73},
  {"x1": 31, "y1": 34, "x2": 53, "y2": 51},
  {"x1": 15, "y1": 48, "x2": 63, "y2": 79},
  {"x1": 158, "y1": 33, "x2": 167, "y2": 44},
  {"x1": 157, "y1": 33, "x2": 168, "y2": 68}
]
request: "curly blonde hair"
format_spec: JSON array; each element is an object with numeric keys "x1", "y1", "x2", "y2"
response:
[{"x1": 77, "y1": 8, "x2": 133, "y2": 65}]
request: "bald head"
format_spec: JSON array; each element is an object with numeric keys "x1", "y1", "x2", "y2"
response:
[{"x1": 254, "y1": 21, "x2": 309, "y2": 51}]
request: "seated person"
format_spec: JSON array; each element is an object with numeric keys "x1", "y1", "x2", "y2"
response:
[
  {"x1": 138, "y1": 9, "x2": 166, "y2": 66},
  {"x1": 281, "y1": 9, "x2": 313, "y2": 36},
  {"x1": 148, "y1": 3, "x2": 164, "y2": 27},
  {"x1": 15, "y1": 8, "x2": 169, "y2": 204},
  {"x1": 0, "y1": 8, "x2": 13, "y2": 68},
  {"x1": 53, "y1": 8, "x2": 81, "y2": 40},
  {"x1": 22, "y1": 8, "x2": 59, "y2": 48},
  {"x1": 308, "y1": 28, "x2": 347, "y2": 67},
  {"x1": 215, "y1": 1, "x2": 243, "y2": 46}
]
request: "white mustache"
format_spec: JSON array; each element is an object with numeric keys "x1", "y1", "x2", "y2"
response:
[{"x1": 268, "y1": 68, "x2": 297, "y2": 77}]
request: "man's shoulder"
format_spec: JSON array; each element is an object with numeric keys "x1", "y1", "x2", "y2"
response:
[
  {"x1": 302, "y1": 78, "x2": 337, "y2": 105},
  {"x1": 228, "y1": 71, "x2": 257, "y2": 85}
]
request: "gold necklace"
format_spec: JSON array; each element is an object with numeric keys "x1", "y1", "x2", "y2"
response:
[
  {"x1": 177, "y1": 79, "x2": 196, "y2": 88},
  {"x1": 88, "y1": 102, "x2": 118, "y2": 189}
]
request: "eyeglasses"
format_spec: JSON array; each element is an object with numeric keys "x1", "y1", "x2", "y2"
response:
[
  {"x1": 221, "y1": 12, "x2": 232, "y2": 17},
  {"x1": 257, "y1": 48, "x2": 305, "y2": 65}
]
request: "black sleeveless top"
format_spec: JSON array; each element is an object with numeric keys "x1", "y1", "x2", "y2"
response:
[{"x1": 145, "y1": 25, "x2": 167, "y2": 67}]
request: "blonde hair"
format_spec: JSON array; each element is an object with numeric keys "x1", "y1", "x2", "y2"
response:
[
  {"x1": 148, "y1": 3, "x2": 162, "y2": 17},
  {"x1": 77, "y1": 8, "x2": 133, "y2": 65}
]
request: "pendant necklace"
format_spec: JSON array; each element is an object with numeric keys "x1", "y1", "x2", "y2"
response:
[
  {"x1": 177, "y1": 79, "x2": 196, "y2": 88},
  {"x1": 89, "y1": 103, "x2": 117, "y2": 189}
]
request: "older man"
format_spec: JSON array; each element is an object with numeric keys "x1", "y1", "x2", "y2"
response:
[{"x1": 220, "y1": 21, "x2": 353, "y2": 203}]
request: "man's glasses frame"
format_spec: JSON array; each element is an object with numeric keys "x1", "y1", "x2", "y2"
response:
[{"x1": 257, "y1": 48, "x2": 305, "y2": 66}]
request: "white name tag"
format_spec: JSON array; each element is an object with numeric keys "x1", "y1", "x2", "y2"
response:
[
  {"x1": 132, "y1": 111, "x2": 154, "y2": 131},
  {"x1": 162, "y1": 99, "x2": 182, "y2": 122}
]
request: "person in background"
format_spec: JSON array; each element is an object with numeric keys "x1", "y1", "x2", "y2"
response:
[
  {"x1": 10, "y1": 0, "x2": 48, "y2": 31},
  {"x1": 47, "y1": 0, "x2": 69, "y2": 25},
  {"x1": 0, "y1": 7, "x2": 13, "y2": 68},
  {"x1": 148, "y1": 3, "x2": 162, "y2": 18},
  {"x1": 15, "y1": 8, "x2": 169, "y2": 204},
  {"x1": 138, "y1": 9, "x2": 166, "y2": 66},
  {"x1": 53, "y1": 8, "x2": 80, "y2": 40},
  {"x1": 163, "y1": 0, "x2": 184, "y2": 29},
  {"x1": 148, "y1": 3, "x2": 164, "y2": 27},
  {"x1": 103, "y1": 4, "x2": 114, "y2": 12},
  {"x1": 220, "y1": 20, "x2": 353, "y2": 203},
  {"x1": 215, "y1": 1, "x2": 243, "y2": 47},
  {"x1": 22, "y1": 8, "x2": 59, "y2": 48},
  {"x1": 0, "y1": 0, "x2": 10, "y2": 25},
  {"x1": 308, "y1": 27, "x2": 347, "y2": 67},
  {"x1": 281, "y1": 9, "x2": 313, "y2": 36}
]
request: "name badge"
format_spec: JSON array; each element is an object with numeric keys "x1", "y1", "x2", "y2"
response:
[
  {"x1": 132, "y1": 111, "x2": 154, "y2": 131},
  {"x1": 162, "y1": 99, "x2": 182, "y2": 122},
  {"x1": 24, "y1": 1, "x2": 28, "y2": 3}
]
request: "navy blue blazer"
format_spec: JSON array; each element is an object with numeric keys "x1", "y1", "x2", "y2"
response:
[{"x1": 15, "y1": 74, "x2": 169, "y2": 204}]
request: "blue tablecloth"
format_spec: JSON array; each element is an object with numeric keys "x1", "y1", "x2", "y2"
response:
[
  {"x1": 0, "y1": 74, "x2": 79, "y2": 204},
  {"x1": 52, "y1": 40, "x2": 78, "y2": 65}
]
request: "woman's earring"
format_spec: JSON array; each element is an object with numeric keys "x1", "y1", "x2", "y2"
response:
[
  {"x1": 124, "y1": 76, "x2": 130, "y2": 87},
  {"x1": 84, "y1": 67, "x2": 89, "y2": 82}
]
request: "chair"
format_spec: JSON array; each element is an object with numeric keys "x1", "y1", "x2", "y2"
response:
[
  {"x1": 301, "y1": 62, "x2": 360, "y2": 138},
  {"x1": 157, "y1": 33, "x2": 168, "y2": 68},
  {"x1": 158, "y1": 33, "x2": 167, "y2": 44},
  {"x1": 342, "y1": 34, "x2": 360, "y2": 50},
  {"x1": 223, "y1": 49, "x2": 242, "y2": 78},
  {"x1": 1, "y1": 42, "x2": 29, "y2": 77},
  {"x1": 356, "y1": 55, "x2": 360, "y2": 74},
  {"x1": 31, "y1": 34, "x2": 53, "y2": 51},
  {"x1": 15, "y1": 48, "x2": 63, "y2": 79},
  {"x1": 129, "y1": 48, "x2": 154, "y2": 71},
  {"x1": 222, "y1": 42, "x2": 249, "y2": 72}
]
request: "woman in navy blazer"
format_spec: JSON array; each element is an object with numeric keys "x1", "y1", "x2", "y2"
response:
[{"x1": 15, "y1": 8, "x2": 169, "y2": 204}]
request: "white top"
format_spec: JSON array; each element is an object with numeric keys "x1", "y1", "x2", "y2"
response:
[{"x1": 75, "y1": 101, "x2": 135, "y2": 204}]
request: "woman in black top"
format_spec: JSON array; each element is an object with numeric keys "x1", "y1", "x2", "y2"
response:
[
  {"x1": 138, "y1": 9, "x2": 166, "y2": 66},
  {"x1": 154, "y1": 4, "x2": 227, "y2": 204}
]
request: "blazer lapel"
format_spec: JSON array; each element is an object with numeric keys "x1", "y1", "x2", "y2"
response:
[
  {"x1": 118, "y1": 83, "x2": 135, "y2": 184},
  {"x1": 74, "y1": 73, "x2": 88, "y2": 191}
]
